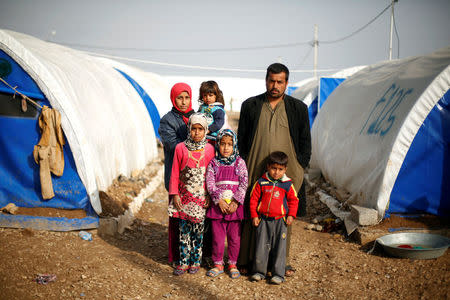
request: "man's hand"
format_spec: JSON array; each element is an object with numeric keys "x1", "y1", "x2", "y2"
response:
[
  {"x1": 172, "y1": 195, "x2": 182, "y2": 211},
  {"x1": 286, "y1": 216, "x2": 294, "y2": 226},
  {"x1": 252, "y1": 217, "x2": 260, "y2": 227}
]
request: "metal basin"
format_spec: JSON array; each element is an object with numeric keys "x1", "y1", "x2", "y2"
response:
[{"x1": 376, "y1": 232, "x2": 450, "y2": 259}]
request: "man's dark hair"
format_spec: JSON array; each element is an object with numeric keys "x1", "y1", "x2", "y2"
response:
[
  {"x1": 267, "y1": 151, "x2": 289, "y2": 167},
  {"x1": 265, "y1": 63, "x2": 289, "y2": 81}
]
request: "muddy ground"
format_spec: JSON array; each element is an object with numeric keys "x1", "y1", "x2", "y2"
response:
[{"x1": 1, "y1": 112, "x2": 449, "y2": 299}]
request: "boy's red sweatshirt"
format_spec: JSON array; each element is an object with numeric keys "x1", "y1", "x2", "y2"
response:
[{"x1": 249, "y1": 172, "x2": 299, "y2": 219}]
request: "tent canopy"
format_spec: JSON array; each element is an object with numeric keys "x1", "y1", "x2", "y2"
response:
[
  {"x1": 0, "y1": 29, "x2": 166, "y2": 229},
  {"x1": 311, "y1": 46, "x2": 450, "y2": 218},
  {"x1": 291, "y1": 66, "x2": 366, "y2": 126}
]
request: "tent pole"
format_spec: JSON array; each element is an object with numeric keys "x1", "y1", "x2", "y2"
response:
[
  {"x1": 389, "y1": 0, "x2": 398, "y2": 60},
  {"x1": 313, "y1": 24, "x2": 318, "y2": 78}
]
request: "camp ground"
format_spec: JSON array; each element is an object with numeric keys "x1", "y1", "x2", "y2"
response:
[
  {"x1": 0, "y1": 29, "x2": 170, "y2": 231},
  {"x1": 310, "y1": 46, "x2": 450, "y2": 221},
  {"x1": 290, "y1": 66, "x2": 367, "y2": 127}
]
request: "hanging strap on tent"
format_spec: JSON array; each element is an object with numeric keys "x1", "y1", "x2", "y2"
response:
[{"x1": 0, "y1": 77, "x2": 43, "y2": 110}]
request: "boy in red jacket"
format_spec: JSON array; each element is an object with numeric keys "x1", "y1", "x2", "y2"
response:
[{"x1": 249, "y1": 151, "x2": 299, "y2": 284}]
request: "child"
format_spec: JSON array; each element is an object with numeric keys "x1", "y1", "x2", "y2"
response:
[
  {"x1": 249, "y1": 151, "x2": 299, "y2": 285},
  {"x1": 205, "y1": 129, "x2": 248, "y2": 279},
  {"x1": 158, "y1": 82, "x2": 194, "y2": 265},
  {"x1": 168, "y1": 113, "x2": 215, "y2": 275},
  {"x1": 197, "y1": 81, "x2": 226, "y2": 144}
]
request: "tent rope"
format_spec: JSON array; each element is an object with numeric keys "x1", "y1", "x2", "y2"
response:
[{"x1": 0, "y1": 77, "x2": 43, "y2": 109}]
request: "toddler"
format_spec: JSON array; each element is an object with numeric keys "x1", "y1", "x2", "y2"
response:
[{"x1": 198, "y1": 81, "x2": 226, "y2": 143}]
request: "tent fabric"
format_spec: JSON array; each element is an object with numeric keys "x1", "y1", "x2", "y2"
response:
[
  {"x1": 0, "y1": 214, "x2": 98, "y2": 232},
  {"x1": 115, "y1": 68, "x2": 162, "y2": 138},
  {"x1": 94, "y1": 57, "x2": 172, "y2": 137},
  {"x1": 319, "y1": 78, "x2": 345, "y2": 109},
  {"x1": 0, "y1": 49, "x2": 97, "y2": 230},
  {"x1": 310, "y1": 46, "x2": 450, "y2": 218},
  {"x1": 0, "y1": 49, "x2": 92, "y2": 209},
  {"x1": 291, "y1": 66, "x2": 366, "y2": 126},
  {"x1": 388, "y1": 89, "x2": 450, "y2": 215},
  {"x1": 0, "y1": 29, "x2": 161, "y2": 219}
]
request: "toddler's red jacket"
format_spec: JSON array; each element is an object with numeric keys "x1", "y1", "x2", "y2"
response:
[{"x1": 249, "y1": 172, "x2": 299, "y2": 219}]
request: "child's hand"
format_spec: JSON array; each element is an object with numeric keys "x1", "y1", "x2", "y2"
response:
[
  {"x1": 226, "y1": 200, "x2": 238, "y2": 214},
  {"x1": 252, "y1": 217, "x2": 260, "y2": 227},
  {"x1": 218, "y1": 199, "x2": 229, "y2": 214},
  {"x1": 172, "y1": 195, "x2": 182, "y2": 211},
  {"x1": 286, "y1": 216, "x2": 294, "y2": 226},
  {"x1": 204, "y1": 196, "x2": 211, "y2": 208}
]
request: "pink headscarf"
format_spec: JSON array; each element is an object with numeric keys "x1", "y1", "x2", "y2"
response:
[{"x1": 170, "y1": 83, "x2": 194, "y2": 124}]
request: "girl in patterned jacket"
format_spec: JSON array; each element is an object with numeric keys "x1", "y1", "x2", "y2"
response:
[
  {"x1": 205, "y1": 129, "x2": 248, "y2": 279},
  {"x1": 168, "y1": 113, "x2": 215, "y2": 276}
]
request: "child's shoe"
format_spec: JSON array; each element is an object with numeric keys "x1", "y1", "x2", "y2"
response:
[
  {"x1": 270, "y1": 275, "x2": 284, "y2": 285},
  {"x1": 228, "y1": 264, "x2": 240, "y2": 279},
  {"x1": 250, "y1": 273, "x2": 264, "y2": 282},
  {"x1": 173, "y1": 265, "x2": 188, "y2": 276},
  {"x1": 206, "y1": 264, "x2": 224, "y2": 278},
  {"x1": 189, "y1": 265, "x2": 200, "y2": 274}
]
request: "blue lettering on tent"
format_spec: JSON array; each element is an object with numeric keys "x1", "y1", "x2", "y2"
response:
[
  {"x1": 360, "y1": 84, "x2": 413, "y2": 136},
  {"x1": 115, "y1": 68, "x2": 161, "y2": 139}
]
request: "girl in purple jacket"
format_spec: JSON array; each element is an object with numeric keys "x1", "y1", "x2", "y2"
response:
[{"x1": 205, "y1": 129, "x2": 248, "y2": 279}]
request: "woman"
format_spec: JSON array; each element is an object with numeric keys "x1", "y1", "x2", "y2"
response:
[{"x1": 158, "y1": 82, "x2": 194, "y2": 264}]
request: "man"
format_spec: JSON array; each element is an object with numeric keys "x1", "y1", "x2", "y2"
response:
[{"x1": 237, "y1": 63, "x2": 311, "y2": 276}]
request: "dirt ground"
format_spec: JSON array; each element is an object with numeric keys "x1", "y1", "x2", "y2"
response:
[{"x1": 1, "y1": 113, "x2": 449, "y2": 300}]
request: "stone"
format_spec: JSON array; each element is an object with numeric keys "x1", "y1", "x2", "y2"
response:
[
  {"x1": 344, "y1": 216, "x2": 358, "y2": 235},
  {"x1": 306, "y1": 224, "x2": 315, "y2": 230},
  {"x1": 350, "y1": 205, "x2": 378, "y2": 226},
  {"x1": 307, "y1": 168, "x2": 322, "y2": 181},
  {"x1": 334, "y1": 188, "x2": 351, "y2": 203},
  {"x1": 131, "y1": 169, "x2": 140, "y2": 179},
  {"x1": 98, "y1": 218, "x2": 118, "y2": 236}
]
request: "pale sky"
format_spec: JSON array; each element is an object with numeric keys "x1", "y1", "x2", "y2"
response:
[{"x1": 1, "y1": 0, "x2": 449, "y2": 83}]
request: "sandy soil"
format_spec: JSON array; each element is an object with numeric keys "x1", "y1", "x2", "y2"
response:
[{"x1": 1, "y1": 113, "x2": 449, "y2": 300}]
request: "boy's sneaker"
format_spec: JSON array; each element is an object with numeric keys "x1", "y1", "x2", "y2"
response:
[
  {"x1": 270, "y1": 276, "x2": 283, "y2": 285},
  {"x1": 250, "y1": 273, "x2": 264, "y2": 282}
]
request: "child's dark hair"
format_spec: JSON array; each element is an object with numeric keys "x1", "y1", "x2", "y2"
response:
[
  {"x1": 266, "y1": 63, "x2": 289, "y2": 82},
  {"x1": 267, "y1": 151, "x2": 288, "y2": 166},
  {"x1": 198, "y1": 80, "x2": 225, "y2": 106}
]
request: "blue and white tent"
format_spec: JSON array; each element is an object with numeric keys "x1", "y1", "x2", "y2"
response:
[
  {"x1": 311, "y1": 46, "x2": 450, "y2": 219},
  {"x1": 0, "y1": 29, "x2": 170, "y2": 230},
  {"x1": 291, "y1": 66, "x2": 366, "y2": 127}
]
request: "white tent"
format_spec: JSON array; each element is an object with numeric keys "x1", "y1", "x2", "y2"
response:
[
  {"x1": 291, "y1": 66, "x2": 367, "y2": 107},
  {"x1": 311, "y1": 46, "x2": 450, "y2": 219},
  {"x1": 95, "y1": 57, "x2": 172, "y2": 128},
  {"x1": 0, "y1": 29, "x2": 164, "y2": 221},
  {"x1": 291, "y1": 66, "x2": 366, "y2": 126}
]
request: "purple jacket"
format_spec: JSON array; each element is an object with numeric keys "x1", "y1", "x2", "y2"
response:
[{"x1": 205, "y1": 156, "x2": 248, "y2": 220}]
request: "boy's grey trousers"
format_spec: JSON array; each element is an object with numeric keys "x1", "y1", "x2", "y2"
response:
[{"x1": 253, "y1": 217, "x2": 287, "y2": 279}]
